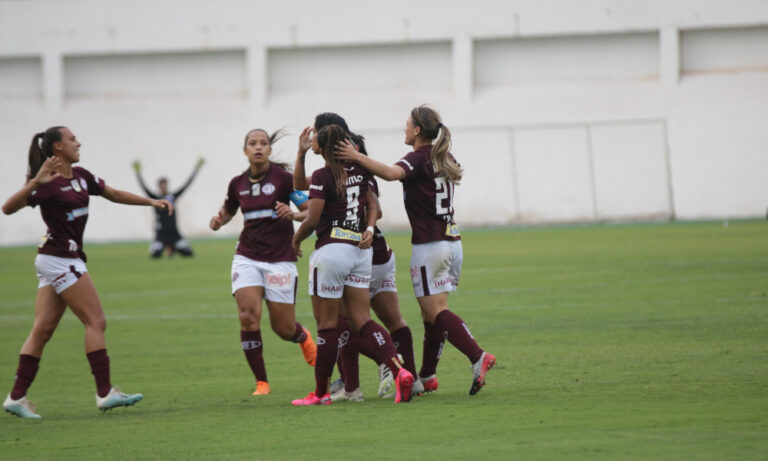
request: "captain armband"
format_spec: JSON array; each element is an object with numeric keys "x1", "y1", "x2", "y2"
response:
[{"x1": 289, "y1": 190, "x2": 309, "y2": 206}]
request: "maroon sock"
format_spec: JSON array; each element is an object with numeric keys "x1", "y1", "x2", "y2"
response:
[
  {"x1": 315, "y1": 328, "x2": 340, "y2": 396},
  {"x1": 289, "y1": 322, "x2": 308, "y2": 343},
  {"x1": 352, "y1": 331, "x2": 380, "y2": 364},
  {"x1": 419, "y1": 321, "x2": 446, "y2": 378},
  {"x1": 359, "y1": 320, "x2": 401, "y2": 376},
  {"x1": 241, "y1": 330, "x2": 267, "y2": 382},
  {"x1": 391, "y1": 326, "x2": 417, "y2": 376},
  {"x1": 335, "y1": 317, "x2": 353, "y2": 382},
  {"x1": 434, "y1": 310, "x2": 484, "y2": 364},
  {"x1": 10, "y1": 354, "x2": 40, "y2": 400},
  {"x1": 339, "y1": 338, "x2": 360, "y2": 392},
  {"x1": 86, "y1": 349, "x2": 111, "y2": 398}
]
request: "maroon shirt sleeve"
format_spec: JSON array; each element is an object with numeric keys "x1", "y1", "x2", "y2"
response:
[
  {"x1": 75, "y1": 167, "x2": 106, "y2": 196},
  {"x1": 395, "y1": 151, "x2": 427, "y2": 181},
  {"x1": 223, "y1": 176, "x2": 241, "y2": 215},
  {"x1": 308, "y1": 169, "x2": 331, "y2": 201}
]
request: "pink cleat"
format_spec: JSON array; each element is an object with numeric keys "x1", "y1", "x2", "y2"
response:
[
  {"x1": 421, "y1": 375, "x2": 438, "y2": 393},
  {"x1": 394, "y1": 369, "x2": 414, "y2": 403},
  {"x1": 469, "y1": 352, "x2": 496, "y2": 395},
  {"x1": 291, "y1": 391, "x2": 331, "y2": 406}
]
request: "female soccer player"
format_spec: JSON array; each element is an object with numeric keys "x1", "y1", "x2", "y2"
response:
[
  {"x1": 132, "y1": 157, "x2": 204, "y2": 258},
  {"x1": 291, "y1": 124, "x2": 414, "y2": 405},
  {"x1": 2, "y1": 126, "x2": 173, "y2": 418},
  {"x1": 209, "y1": 128, "x2": 317, "y2": 396},
  {"x1": 336, "y1": 105, "x2": 496, "y2": 396},
  {"x1": 294, "y1": 113, "x2": 419, "y2": 402}
]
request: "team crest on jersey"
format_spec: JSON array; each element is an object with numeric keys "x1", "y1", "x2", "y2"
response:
[
  {"x1": 262, "y1": 183, "x2": 275, "y2": 195},
  {"x1": 71, "y1": 179, "x2": 82, "y2": 192}
]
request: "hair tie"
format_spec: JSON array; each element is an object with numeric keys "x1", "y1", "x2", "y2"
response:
[{"x1": 437, "y1": 123, "x2": 443, "y2": 129}]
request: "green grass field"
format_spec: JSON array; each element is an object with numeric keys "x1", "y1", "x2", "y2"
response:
[{"x1": 0, "y1": 221, "x2": 766, "y2": 460}]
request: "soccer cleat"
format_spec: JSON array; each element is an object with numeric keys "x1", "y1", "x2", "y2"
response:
[
  {"x1": 252, "y1": 381, "x2": 271, "y2": 395},
  {"x1": 96, "y1": 386, "x2": 143, "y2": 411},
  {"x1": 421, "y1": 374, "x2": 438, "y2": 393},
  {"x1": 329, "y1": 378, "x2": 345, "y2": 395},
  {"x1": 3, "y1": 394, "x2": 41, "y2": 419},
  {"x1": 394, "y1": 368, "x2": 414, "y2": 403},
  {"x1": 378, "y1": 363, "x2": 395, "y2": 398},
  {"x1": 329, "y1": 387, "x2": 364, "y2": 402},
  {"x1": 291, "y1": 391, "x2": 331, "y2": 406},
  {"x1": 299, "y1": 327, "x2": 317, "y2": 367},
  {"x1": 469, "y1": 352, "x2": 496, "y2": 395},
  {"x1": 411, "y1": 378, "x2": 425, "y2": 396}
]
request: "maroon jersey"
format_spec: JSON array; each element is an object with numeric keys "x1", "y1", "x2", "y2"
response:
[
  {"x1": 369, "y1": 177, "x2": 392, "y2": 265},
  {"x1": 395, "y1": 145, "x2": 461, "y2": 244},
  {"x1": 27, "y1": 166, "x2": 105, "y2": 262},
  {"x1": 223, "y1": 165, "x2": 298, "y2": 263},
  {"x1": 308, "y1": 163, "x2": 370, "y2": 249}
]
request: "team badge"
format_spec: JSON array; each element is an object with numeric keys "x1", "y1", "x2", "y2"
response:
[
  {"x1": 262, "y1": 183, "x2": 275, "y2": 195},
  {"x1": 71, "y1": 179, "x2": 82, "y2": 192}
]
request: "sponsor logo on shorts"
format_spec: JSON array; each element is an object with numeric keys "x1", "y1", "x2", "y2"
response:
[
  {"x1": 373, "y1": 331, "x2": 386, "y2": 346},
  {"x1": 381, "y1": 280, "x2": 396, "y2": 289},
  {"x1": 331, "y1": 227, "x2": 362, "y2": 242},
  {"x1": 241, "y1": 340, "x2": 262, "y2": 350},
  {"x1": 320, "y1": 283, "x2": 343, "y2": 293},
  {"x1": 66, "y1": 207, "x2": 89, "y2": 222},
  {"x1": 345, "y1": 274, "x2": 369, "y2": 285},
  {"x1": 262, "y1": 183, "x2": 275, "y2": 195},
  {"x1": 265, "y1": 273, "x2": 291, "y2": 288},
  {"x1": 433, "y1": 277, "x2": 452, "y2": 290},
  {"x1": 232, "y1": 272, "x2": 240, "y2": 282}
]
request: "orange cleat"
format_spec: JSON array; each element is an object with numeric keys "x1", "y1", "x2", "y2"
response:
[
  {"x1": 299, "y1": 327, "x2": 317, "y2": 367},
  {"x1": 252, "y1": 381, "x2": 271, "y2": 396}
]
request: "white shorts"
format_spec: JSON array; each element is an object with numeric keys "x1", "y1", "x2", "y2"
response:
[
  {"x1": 309, "y1": 243, "x2": 372, "y2": 299},
  {"x1": 231, "y1": 255, "x2": 298, "y2": 304},
  {"x1": 370, "y1": 253, "x2": 398, "y2": 299},
  {"x1": 409, "y1": 240, "x2": 463, "y2": 298},
  {"x1": 35, "y1": 254, "x2": 88, "y2": 294}
]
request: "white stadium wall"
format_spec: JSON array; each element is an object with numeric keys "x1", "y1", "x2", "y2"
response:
[{"x1": 0, "y1": 0, "x2": 766, "y2": 245}]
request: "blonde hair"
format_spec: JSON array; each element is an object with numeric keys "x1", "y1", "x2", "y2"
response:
[{"x1": 410, "y1": 105, "x2": 462, "y2": 184}]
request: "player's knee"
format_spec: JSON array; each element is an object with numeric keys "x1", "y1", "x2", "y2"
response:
[{"x1": 33, "y1": 324, "x2": 57, "y2": 344}]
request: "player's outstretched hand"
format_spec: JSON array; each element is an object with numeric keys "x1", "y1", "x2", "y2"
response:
[
  {"x1": 152, "y1": 199, "x2": 173, "y2": 215},
  {"x1": 33, "y1": 157, "x2": 62, "y2": 186}
]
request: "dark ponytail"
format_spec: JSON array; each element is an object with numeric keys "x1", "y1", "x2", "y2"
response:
[
  {"x1": 316, "y1": 125, "x2": 349, "y2": 199},
  {"x1": 27, "y1": 126, "x2": 64, "y2": 182}
]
